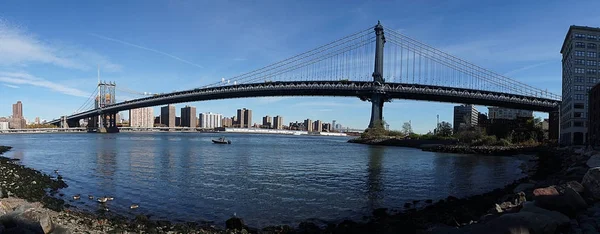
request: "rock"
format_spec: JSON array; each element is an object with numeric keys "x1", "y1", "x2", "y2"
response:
[
  {"x1": 466, "y1": 211, "x2": 562, "y2": 234},
  {"x1": 564, "y1": 181, "x2": 586, "y2": 194},
  {"x1": 582, "y1": 167, "x2": 600, "y2": 200},
  {"x1": 520, "y1": 202, "x2": 570, "y2": 226},
  {"x1": 225, "y1": 217, "x2": 245, "y2": 230},
  {"x1": 298, "y1": 221, "x2": 321, "y2": 234},
  {"x1": 535, "y1": 186, "x2": 587, "y2": 217},
  {"x1": 513, "y1": 183, "x2": 535, "y2": 193},
  {"x1": 1, "y1": 208, "x2": 55, "y2": 234},
  {"x1": 372, "y1": 208, "x2": 388, "y2": 218},
  {"x1": 533, "y1": 186, "x2": 559, "y2": 196},
  {"x1": 580, "y1": 223, "x2": 599, "y2": 234},
  {"x1": 587, "y1": 155, "x2": 600, "y2": 168}
]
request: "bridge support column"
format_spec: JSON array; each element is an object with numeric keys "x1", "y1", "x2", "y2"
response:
[
  {"x1": 96, "y1": 112, "x2": 119, "y2": 133},
  {"x1": 368, "y1": 21, "x2": 387, "y2": 129}
]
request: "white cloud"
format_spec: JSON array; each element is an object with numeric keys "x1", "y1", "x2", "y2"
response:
[
  {"x1": 0, "y1": 72, "x2": 88, "y2": 97},
  {"x1": 89, "y1": 33, "x2": 203, "y2": 69},
  {"x1": 2, "y1": 84, "x2": 19, "y2": 88},
  {"x1": 0, "y1": 18, "x2": 121, "y2": 72}
]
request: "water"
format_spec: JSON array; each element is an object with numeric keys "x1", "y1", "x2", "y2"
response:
[{"x1": 0, "y1": 132, "x2": 526, "y2": 227}]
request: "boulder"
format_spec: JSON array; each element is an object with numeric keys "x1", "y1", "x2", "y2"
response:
[
  {"x1": 534, "y1": 186, "x2": 587, "y2": 217},
  {"x1": 582, "y1": 167, "x2": 600, "y2": 200},
  {"x1": 513, "y1": 183, "x2": 535, "y2": 193},
  {"x1": 563, "y1": 181, "x2": 586, "y2": 194},
  {"x1": 0, "y1": 208, "x2": 54, "y2": 234},
  {"x1": 588, "y1": 155, "x2": 600, "y2": 168},
  {"x1": 466, "y1": 211, "x2": 560, "y2": 234},
  {"x1": 225, "y1": 217, "x2": 245, "y2": 230},
  {"x1": 520, "y1": 202, "x2": 570, "y2": 226}
]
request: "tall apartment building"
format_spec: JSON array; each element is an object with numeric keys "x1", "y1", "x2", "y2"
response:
[
  {"x1": 236, "y1": 108, "x2": 252, "y2": 128},
  {"x1": 314, "y1": 120, "x2": 323, "y2": 132},
  {"x1": 160, "y1": 104, "x2": 176, "y2": 128},
  {"x1": 222, "y1": 117, "x2": 233, "y2": 128},
  {"x1": 560, "y1": 26, "x2": 600, "y2": 145},
  {"x1": 488, "y1": 107, "x2": 533, "y2": 120},
  {"x1": 453, "y1": 104, "x2": 478, "y2": 133},
  {"x1": 181, "y1": 106, "x2": 197, "y2": 127},
  {"x1": 273, "y1": 116, "x2": 283, "y2": 130},
  {"x1": 129, "y1": 107, "x2": 154, "y2": 128},
  {"x1": 323, "y1": 123, "x2": 332, "y2": 132},
  {"x1": 262, "y1": 115, "x2": 272, "y2": 128},
  {"x1": 12, "y1": 101, "x2": 22, "y2": 118},
  {"x1": 304, "y1": 119, "x2": 313, "y2": 132},
  {"x1": 200, "y1": 112, "x2": 223, "y2": 129}
]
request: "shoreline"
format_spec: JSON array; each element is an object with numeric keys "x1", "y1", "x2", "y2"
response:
[{"x1": 1, "y1": 145, "x2": 598, "y2": 233}]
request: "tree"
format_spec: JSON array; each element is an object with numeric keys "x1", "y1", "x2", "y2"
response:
[
  {"x1": 401, "y1": 122, "x2": 413, "y2": 135},
  {"x1": 436, "y1": 121, "x2": 453, "y2": 137}
]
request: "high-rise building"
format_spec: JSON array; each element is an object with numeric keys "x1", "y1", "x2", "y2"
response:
[
  {"x1": 236, "y1": 108, "x2": 252, "y2": 128},
  {"x1": 160, "y1": 104, "x2": 176, "y2": 127},
  {"x1": 181, "y1": 106, "x2": 197, "y2": 127},
  {"x1": 129, "y1": 107, "x2": 154, "y2": 128},
  {"x1": 236, "y1": 109, "x2": 245, "y2": 128},
  {"x1": 314, "y1": 120, "x2": 323, "y2": 132},
  {"x1": 244, "y1": 109, "x2": 252, "y2": 128},
  {"x1": 222, "y1": 117, "x2": 233, "y2": 128},
  {"x1": 560, "y1": 25, "x2": 600, "y2": 145},
  {"x1": 332, "y1": 120, "x2": 337, "y2": 131},
  {"x1": 487, "y1": 107, "x2": 533, "y2": 120},
  {"x1": 262, "y1": 115, "x2": 272, "y2": 128},
  {"x1": 323, "y1": 123, "x2": 332, "y2": 132},
  {"x1": 34, "y1": 117, "x2": 40, "y2": 125},
  {"x1": 175, "y1": 117, "x2": 181, "y2": 127},
  {"x1": 304, "y1": 119, "x2": 313, "y2": 132},
  {"x1": 200, "y1": 112, "x2": 223, "y2": 129},
  {"x1": 273, "y1": 116, "x2": 283, "y2": 130},
  {"x1": 12, "y1": 101, "x2": 22, "y2": 118},
  {"x1": 453, "y1": 104, "x2": 478, "y2": 133}
]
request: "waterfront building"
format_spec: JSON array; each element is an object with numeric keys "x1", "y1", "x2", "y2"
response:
[
  {"x1": 200, "y1": 112, "x2": 223, "y2": 129},
  {"x1": 154, "y1": 116, "x2": 160, "y2": 125},
  {"x1": 289, "y1": 121, "x2": 304, "y2": 130},
  {"x1": 273, "y1": 116, "x2": 283, "y2": 130},
  {"x1": 160, "y1": 104, "x2": 176, "y2": 128},
  {"x1": 236, "y1": 108, "x2": 252, "y2": 128},
  {"x1": 589, "y1": 83, "x2": 600, "y2": 145},
  {"x1": 175, "y1": 117, "x2": 181, "y2": 127},
  {"x1": 129, "y1": 107, "x2": 154, "y2": 128},
  {"x1": 323, "y1": 123, "x2": 332, "y2": 132},
  {"x1": 12, "y1": 101, "x2": 22, "y2": 118},
  {"x1": 10, "y1": 101, "x2": 25, "y2": 129},
  {"x1": 314, "y1": 120, "x2": 323, "y2": 132},
  {"x1": 262, "y1": 115, "x2": 272, "y2": 128},
  {"x1": 332, "y1": 120, "x2": 337, "y2": 130},
  {"x1": 304, "y1": 119, "x2": 313, "y2": 132},
  {"x1": 34, "y1": 117, "x2": 40, "y2": 125},
  {"x1": 487, "y1": 107, "x2": 533, "y2": 120},
  {"x1": 181, "y1": 106, "x2": 197, "y2": 127},
  {"x1": 0, "y1": 117, "x2": 8, "y2": 130},
  {"x1": 222, "y1": 117, "x2": 234, "y2": 128},
  {"x1": 560, "y1": 25, "x2": 600, "y2": 144},
  {"x1": 453, "y1": 104, "x2": 478, "y2": 133},
  {"x1": 335, "y1": 123, "x2": 342, "y2": 130}
]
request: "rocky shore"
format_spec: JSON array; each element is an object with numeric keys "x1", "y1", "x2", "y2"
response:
[
  {"x1": 2, "y1": 144, "x2": 600, "y2": 233},
  {"x1": 421, "y1": 144, "x2": 543, "y2": 156}
]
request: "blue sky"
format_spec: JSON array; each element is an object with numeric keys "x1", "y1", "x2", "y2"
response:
[{"x1": 0, "y1": 0, "x2": 599, "y2": 133}]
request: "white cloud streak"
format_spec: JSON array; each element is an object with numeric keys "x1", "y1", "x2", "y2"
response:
[
  {"x1": 89, "y1": 33, "x2": 204, "y2": 69},
  {"x1": 0, "y1": 18, "x2": 121, "y2": 72},
  {"x1": 2, "y1": 84, "x2": 19, "y2": 88},
  {"x1": 0, "y1": 72, "x2": 88, "y2": 97}
]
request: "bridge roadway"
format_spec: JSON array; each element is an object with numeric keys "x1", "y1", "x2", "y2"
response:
[{"x1": 49, "y1": 81, "x2": 561, "y2": 124}]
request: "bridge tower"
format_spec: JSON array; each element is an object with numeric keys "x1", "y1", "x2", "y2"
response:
[
  {"x1": 91, "y1": 81, "x2": 119, "y2": 133},
  {"x1": 368, "y1": 21, "x2": 389, "y2": 129}
]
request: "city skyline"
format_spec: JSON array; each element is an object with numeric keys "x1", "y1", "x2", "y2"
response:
[{"x1": 1, "y1": 1, "x2": 599, "y2": 132}]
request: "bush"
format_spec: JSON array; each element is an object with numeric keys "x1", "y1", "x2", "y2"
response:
[{"x1": 494, "y1": 138, "x2": 512, "y2": 146}]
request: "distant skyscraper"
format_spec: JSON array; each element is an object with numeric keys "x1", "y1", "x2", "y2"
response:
[
  {"x1": 181, "y1": 106, "x2": 197, "y2": 127},
  {"x1": 304, "y1": 119, "x2": 313, "y2": 132},
  {"x1": 262, "y1": 115, "x2": 272, "y2": 128},
  {"x1": 34, "y1": 117, "x2": 40, "y2": 125},
  {"x1": 200, "y1": 112, "x2": 223, "y2": 129},
  {"x1": 12, "y1": 101, "x2": 22, "y2": 118},
  {"x1": 487, "y1": 107, "x2": 533, "y2": 120},
  {"x1": 236, "y1": 108, "x2": 252, "y2": 128},
  {"x1": 332, "y1": 120, "x2": 337, "y2": 130},
  {"x1": 453, "y1": 104, "x2": 478, "y2": 133},
  {"x1": 314, "y1": 120, "x2": 323, "y2": 132},
  {"x1": 129, "y1": 107, "x2": 154, "y2": 128},
  {"x1": 160, "y1": 104, "x2": 176, "y2": 127},
  {"x1": 273, "y1": 116, "x2": 283, "y2": 130}
]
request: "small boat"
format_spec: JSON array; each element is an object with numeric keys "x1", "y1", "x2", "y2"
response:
[{"x1": 212, "y1": 137, "x2": 231, "y2": 144}]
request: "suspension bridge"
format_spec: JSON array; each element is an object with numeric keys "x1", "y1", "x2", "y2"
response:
[{"x1": 48, "y1": 21, "x2": 561, "y2": 137}]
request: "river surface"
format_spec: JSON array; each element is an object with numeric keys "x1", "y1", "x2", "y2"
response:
[{"x1": 0, "y1": 132, "x2": 526, "y2": 227}]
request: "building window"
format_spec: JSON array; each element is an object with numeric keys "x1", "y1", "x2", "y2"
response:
[
  {"x1": 575, "y1": 33, "x2": 586, "y2": 39},
  {"x1": 589, "y1": 43, "x2": 598, "y2": 49},
  {"x1": 575, "y1": 112, "x2": 583, "y2": 118},
  {"x1": 575, "y1": 94, "x2": 584, "y2": 100},
  {"x1": 576, "y1": 76, "x2": 585, "y2": 82},
  {"x1": 589, "y1": 52, "x2": 598, "y2": 57},
  {"x1": 575, "y1": 85, "x2": 585, "y2": 91},
  {"x1": 589, "y1": 77, "x2": 598, "y2": 83},
  {"x1": 576, "y1": 51, "x2": 586, "y2": 56},
  {"x1": 576, "y1": 42, "x2": 586, "y2": 48},
  {"x1": 587, "y1": 86, "x2": 593, "y2": 92},
  {"x1": 589, "y1": 35, "x2": 598, "y2": 40},
  {"x1": 588, "y1": 60, "x2": 598, "y2": 66},
  {"x1": 575, "y1": 68, "x2": 585, "y2": 74},
  {"x1": 576, "y1": 59, "x2": 585, "y2": 65},
  {"x1": 574, "y1": 121, "x2": 584, "y2": 127},
  {"x1": 574, "y1": 103, "x2": 585, "y2": 109},
  {"x1": 588, "y1": 68, "x2": 597, "y2": 74}
]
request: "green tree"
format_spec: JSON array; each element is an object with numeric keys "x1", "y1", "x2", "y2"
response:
[
  {"x1": 436, "y1": 121, "x2": 453, "y2": 137},
  {"x1": 402, "y1": 122, "x2": 413, "y2": 135}
]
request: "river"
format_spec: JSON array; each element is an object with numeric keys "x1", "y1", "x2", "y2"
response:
[{"x1": 0, "y1": 132, "x2": 526, "y2": 227}]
